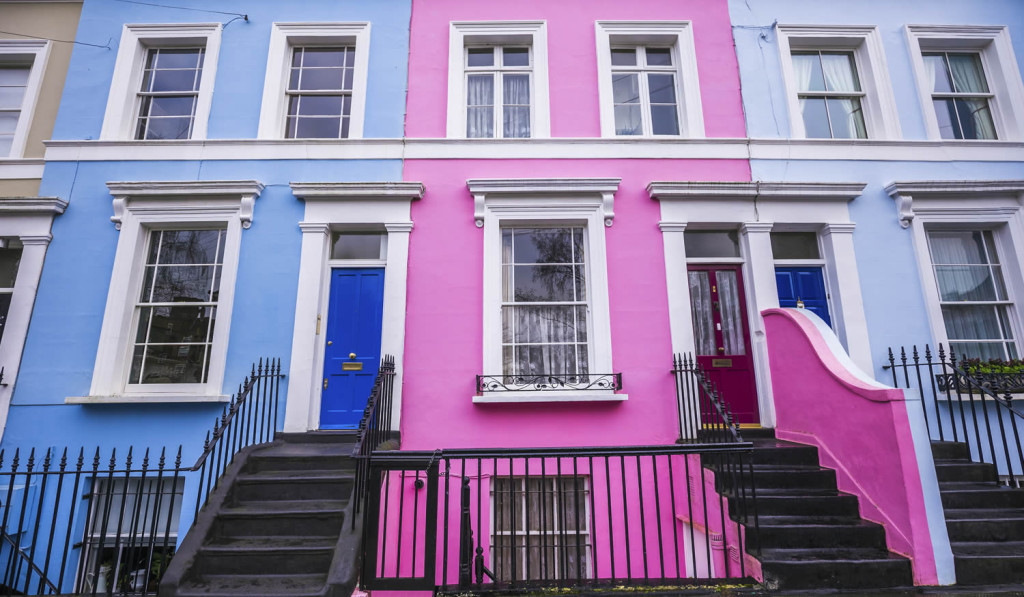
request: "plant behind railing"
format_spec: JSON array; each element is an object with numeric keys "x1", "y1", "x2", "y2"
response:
[
  {"x1": 352, "y1": 355, "x2": 396, "y2": 529},
  {"x1": 0, "y1": 358, "x2": 283, "y2": 597},
  {"x1": 672, "y1": 353, "x2": 743, "y2": 444},
  {"x1": 888, "y1": 345, "x2": 1024, "y2": 486}
]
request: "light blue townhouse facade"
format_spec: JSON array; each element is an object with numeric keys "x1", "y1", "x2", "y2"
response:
[
  {"x1": 0, "y1": 1, "x2": 413, "y2": 590},
  {"x1": 729, "y1": 0, "x2": 1024, "y2": 587}
]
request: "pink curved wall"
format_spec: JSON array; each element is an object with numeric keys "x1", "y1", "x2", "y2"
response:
[
  {"x1": 405, "y1": 0, "x2": 747, "y2": 138},
  {"x1": 400, "y1": 159, "x2": 750, "y2": 450}
]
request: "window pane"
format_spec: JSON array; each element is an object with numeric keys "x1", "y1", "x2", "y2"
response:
[
  {"x1": 950, "y1": 341, "x2": 1011, "y2": 362},
  {"x1": 467, "y1": 74, "x2": 494, "y2": 139},
  {"x1": 718, "y1": 270, "x2": 746, "y2": 355},
  {"x1": 645, "y1": 47, "x2": 672, "y2": 66},
  {"x1": 140, "y1": 116, "x2": 192, "y2": 140},
  {"x1": 141, "y1": 305, "x2": 216, "y2": 344},
  {"x1": 791, "y1": 52, "x2": 825, "y2": 92},
  {"x1": 512, "y1": 265, "x2": 577, "y2": 301},
  {"x1": 503, "y1": 305, "x2": 581, "y2": 343},
  {"x1": 512, "y1": 228, "x2": 575, "y2": 264},
  {"x1": 612, "y1": 73, "x2": 640, "y2": 104},
  {"x1": 800, "y1": 98, "x2": 831, "y2": 138},
  {"x1": 826, "y1": 97, "x2": 867, "y2": 139},
  {"x1": 0, "y1": 246, "x2": 22, "y2": 287},
  {"x1": 942, "y1": 305, "x2": 1010, "y2": 340},
  {"x1": 934, "y1": 266, "x2": 1001, "y2": 301},
  {"x1": 0, "y1": 114, "x2": 16, "y2": 135},
  {"x1": 296, "y1": 95, "x2": 343, "y2": 117},
  {"x1": 820, "y1": 52, "x2": 860, "y2": 92},
  {"x1": 610, "y1": 48, "x2": 636, "y2": 66},
  {"x1": 131, "y1": 343, "x2": 210, "y2": 384},
  {"x1": 331, "y1": 232, "x2": 384, "y2": 260},
  {"x1": 153, "y1": 229, "x2": 222, "y2": 265},
  {"x1": 0, "y1": 85, "x2": 27, "y2": 110},
  {"x1": 928, "y1": 231, "x2": 989, "y2": 265},
  {"x1": 614, "y1": 105, "x2": 642, "y2": 135},
  {"x1": 467, "y1": 48, "x2": 494, "y2": 67},
  {"x1": 647, "y1": 73, "x2": 676, "y2": 104},
  {"x1": 924, "y1": 54, "x2": 954, "y2": 93},
  {"x1": 956, "y1": 98, "x2": 996, "y2": 140},
  {"x1": 0, "y1": 293, "x2": 12, "y2": 344},
  {"x1": 771, "y1": 232, "x2": 820, "y2": 259},
  {"x1": 947, "y1": 53, "x2": 989, "y2": 93},
  {"x1": 290, "y1": 116, "x2": 341, "y2": 138},
  {"x1": 145, "y1": 96, "x2": 196, "y2": 117},
  {"x1": 684, "y1": 231, "x2": 740, "y2": 258},
  {"x1": 0, "y1": 66, "x2": 30, "y2": 86},
  {"x1": 0, "y1": 136, "x2": 11, "y2": 157},
  {"x1": 650, "y1": 105, "x2": 679, "y2": 135},
  {"x1": 300, "y1": 47, "x2": 347, "y2": 68},
  {"x1": 503, "y1": 47, "x2": 529, "y2": 67},
  {"x1": 143, "y1": 265, "x2": 218, "y2": 303},
  {"x1": 296, "y1": 68, "x2": 345, "y2": 91},
  {"x1": 154, "y1": 48, "x2": 203, "y2": 70},
  {"x1": 933, "y1": 98, "x2": 960, "y2": 139},
  {"x1": 145, "y1": 68, "x2": 201, "y2": 93},
  {"x1": 688, "y1": 271, "x2": 716, "y2": 356}
]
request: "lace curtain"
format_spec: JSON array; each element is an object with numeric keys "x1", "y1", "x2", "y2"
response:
[
  {"x1": 467, "y1": 74, "x2": 494, "y2": 138},
  {"x1": 688, "y1": 271, "x2": 716, "y2": 356},
  {"x1": 820, "y1": 53, "x2": 867, "y2": 138},
  {"x1": 717, "y1": 271, "x2": 746, "y2": 356}
]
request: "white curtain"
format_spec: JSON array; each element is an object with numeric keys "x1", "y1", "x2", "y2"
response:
[
  {"x1": 502, "y1": 305, "x2": 586, "y2": 376},
  {"x1": 923, "y1": 54, "x2": 941, "y2": 93},
  {"x1": 791, "y1": 53, "x2": 815, "y2": 92},
  {"x1": 820, "y1": 54, "x2": 866, "y2": 138},
  {"x1": 928, "y1": 231, "x2": 999, "y2": 301},
  {"x1": 688, "y1": 272, "x2": 716, "y2": 356},
  {"x1": 466, "y1": 74, "x2": 494, "y2": 138},
  {"x1": 948, "y1": 55, "x2": 996, "y2": 139},
  {"x1": 502, "y1": 74, "x2": 531, "y2": 138},
  {"x1": 717, "y1": 271, "x2": 746, "y2": 356}
]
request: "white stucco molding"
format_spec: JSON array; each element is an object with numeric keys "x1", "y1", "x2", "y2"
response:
[
  {"x1": 106, "y1": 180, "x2": 264, "y2": 230},
  {"x1": 0, "y1": 159, "x2": 44, "y2": 180},
  {"x1": 283, "y1": 181, "x2": 424, "y2": 433},
  {"x1": 467, "y1": 177, "x2": 621, "y2": 227},
  {"x1": 0, "y1": 196, "x2": 67, "y2": 442},
  {"x1": 647, "y1": 181, "x2": 866, "y2": 201},
  {"x1": 885, "y1": 180, "x2": 1024, "y2": 229}
]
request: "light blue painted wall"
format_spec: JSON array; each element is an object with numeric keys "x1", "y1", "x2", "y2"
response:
[
  {"x1": 3, "y1": 158, "x2": 403, "y2": 456},
  {"x1": 728, "y1": 0, "x2": 1024, "y2": 139},
  {"x1": 52, "y1": 0, "x2": 411, "y2": 140},
  {"x1": 749, "y1": 159, "x2": 1024, "y2": 380}
]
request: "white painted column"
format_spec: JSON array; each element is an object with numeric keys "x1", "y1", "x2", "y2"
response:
[
  {"x1": 284, "y1": 223, "x2": 331, "y2": 432},
  {"x1": 0, "y1": 234, "x2": 50, "y2": 439},
  {"x1": 740, "y1": 222, "x2": 778, "y2": 428},
  {"x1": 381, "y1": 222, "x2": 412, "y2": 434},
  {"x1": 659, "y1": 222, "x2": 695, "y2": 356},
  {"x1": 821, "y1": 223, "x2": 874, "y2": 373}
]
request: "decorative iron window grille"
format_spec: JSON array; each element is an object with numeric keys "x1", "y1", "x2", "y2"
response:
[{"x1": 476, "y1": 373, "x2": 622, "y2": 393}]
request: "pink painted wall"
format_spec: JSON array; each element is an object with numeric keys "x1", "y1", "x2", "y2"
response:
[
  {"x1": 400, "y1": 159, "x2": 750, "y2": 450},
  {"x1": 405, "y1": 0, "x2": 746, "y2": 138},
  {"x1": 761, "y1": 308, "x2": 940, "y2": 586}
]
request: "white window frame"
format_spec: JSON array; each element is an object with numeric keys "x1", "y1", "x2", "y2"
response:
[
  {"x1": 0, "y1": 40, "x2": 50, "y2": 159},
  {"x1": 905, "y1": 26, "x2": 1024, "y2": 141},
  {"x1": 887, "y1": 180, "x2": 1024, "y2": 361},
  {"x1": 595, "y1": 21, "x2": 704, "y2": 138},
  {"x1": 257, "y1": 22, "x2": 371, "y2": 140},
  {"x1": 469, "y1": 178, "x2": 622, "y2": 403},
  {"x1": 447, "y1": 21, "x2": 550, "y2": 139},
  {"x1": 100, "y1": 24, "x2": 221, "y2": 141},
  {"x1": 776, "y1": 25, "x2": 901, "y2": 140},
  {"x1": 71, "y1": 180, "x2": 263, "y2": 404}
]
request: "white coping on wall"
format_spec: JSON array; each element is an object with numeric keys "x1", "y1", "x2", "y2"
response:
[{"x1": 42, "y1": 138, "x2": 1024, "y2": 162}]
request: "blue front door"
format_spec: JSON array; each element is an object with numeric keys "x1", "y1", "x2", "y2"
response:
[
  {"x1": 320, "y1": 268, "x2": 385, "y2": 429},
  {"x1": 775, "y1": 266, "x2": 832, "y2": 327}
]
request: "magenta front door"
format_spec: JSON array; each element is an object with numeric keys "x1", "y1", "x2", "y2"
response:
[{"x1": 687, "y1": 265, "x2": 759, "y2": 424}]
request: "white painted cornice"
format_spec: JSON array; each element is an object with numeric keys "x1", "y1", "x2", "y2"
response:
[
  {"x1": 106, "y1": 180, "x2": 264, "y2": 230},
  {"x1": 648, "y1": 181, "x2": 866, "y2": 201},
  {"x1": 0, "y1": 196, "x2": 68, "y2": 215},
  {"x1": 289, "y1": 181, "x2": 424, "y2": 200},
  {"x1": 43, "y1": 138, "x2": 1024, "y2": 162},
  {"x1": 468, "y1": 177, "x2": 621, "y2": 227},
  {"x1": 886, "y1": 180, "x2": 1024, "y2": 229}
]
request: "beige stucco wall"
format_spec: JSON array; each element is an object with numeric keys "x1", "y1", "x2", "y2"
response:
[{"x1": 0, "y1": 1, "x2": 83, "y2": 161}]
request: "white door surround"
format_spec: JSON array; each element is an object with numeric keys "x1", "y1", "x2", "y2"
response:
[
  {"x1": 283, "y1": 182, "x2": 423, "y2": 432},
  {"x1": 648, "y1": 181, "x2": 869, "y2": 428}
]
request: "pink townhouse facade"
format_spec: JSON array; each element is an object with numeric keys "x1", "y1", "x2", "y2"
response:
[{"x1": 400, "y1": 0, "x2": 752, "y2": 451}]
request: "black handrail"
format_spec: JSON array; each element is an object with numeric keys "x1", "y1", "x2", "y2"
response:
[
  {"x1": 352, "y1": 355, "x2": 396, "y2": 529},
  {"x1": 887, "y1": 344, "x2": 1024, "y2": 486},
  {"x1": 672, "y1": 354, "x2": 743, "y2": 444}
]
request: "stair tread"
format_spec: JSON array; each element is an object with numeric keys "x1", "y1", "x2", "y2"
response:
[
  {"x1": 752, "y1": 464, "x2": 832, "y2": 472},
  {"x1": 757, "y1": 515, "x2": 865, "y2": 525},
  {"x1": 202, "y1": 536, "x2": 337, "y2": 551},
  {"x1": 759, "y1": 547, "x2": 909, "y2": 562},
  {"x1": 254, "y1": 442, "x2": 355, "y2": 458},
  {"x1": 237, "y1": 469, "x2": 355, "y2": 481},
  {"x1": 221, "y1": 500, "x2": 347, "y2": 514},
  {"x1": 944, "y1": 508, "x2": 1024, "y2": 520},
  {"x1": 743, "y1": 487, "x2": 840, "y2": 497},
  {"x1": 179, "y1": 573, "x2": 326, "y2": 595},
  {"x1": 952, "y1": 541, "x2": 1024, "y2": 556},
  {"x1": 939, "y1": 482, "x2": 1017, "y2": 491}
]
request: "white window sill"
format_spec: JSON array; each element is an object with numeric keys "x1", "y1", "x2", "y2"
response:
[
  {"x1": 473, "y1": 391, "x2": 628, "y2": 404},
  {"x1": 66, "y1": 394, "x2": 231, "y2": 404}
]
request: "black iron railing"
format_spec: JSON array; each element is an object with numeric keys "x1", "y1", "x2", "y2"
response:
[
  {"x1": 352, "y1": 355, "x2": 396, "y2": 529},
  {"x1": 361, "y1": 443, "x2": 758, "y2": 593},
  {"x1": 672, "y1": 354, "x2": 742, "y2": 444},
  {"x1": 0, "y1": 358, "x2": 282, "y2": 597},
  {"x1": 887, "y1": 345, "x2": 1024, "y2": 486},
  {"x1": 476, "y1": 373, "x2": 622, "y2": 393}
]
